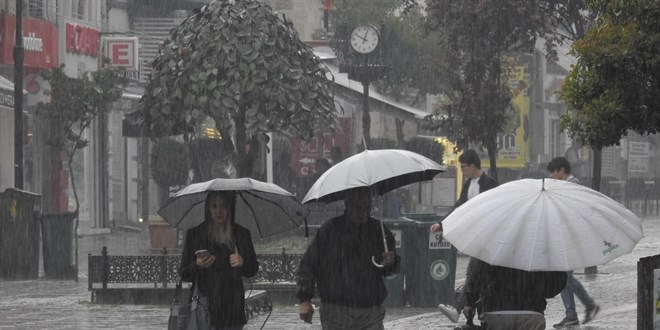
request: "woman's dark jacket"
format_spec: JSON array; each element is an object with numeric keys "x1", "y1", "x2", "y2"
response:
[
  {"x1": 296, "y1": 213, "x2": 401, "y2": 307},
  {"x1": 464, "y1": 258, "x2": 567, "y2": 315},
  {"x1": 180, "y1": 221, "x2": 259, "y2": 327}
]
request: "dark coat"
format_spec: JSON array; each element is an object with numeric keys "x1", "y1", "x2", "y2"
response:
[
  {"x1": 180, "y1": 221, "x2": 259, "y2": 327},
  {"x1": 454, "y1": 173, "x2": 499, "y2": 209},
  {"x1": 464, "y1": 258, "x2": 567, "y2": 315},
  {"x1": 296, "y1": 213, "x2": 401, "y2": 307}
]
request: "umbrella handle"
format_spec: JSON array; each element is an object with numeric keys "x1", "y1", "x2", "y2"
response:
[
  {"x1": 372, "y1": 219, "x2": 389, "y2": 268},
  {"x1": 371, "y1": 256, "x2": 384, "y2": 268}
]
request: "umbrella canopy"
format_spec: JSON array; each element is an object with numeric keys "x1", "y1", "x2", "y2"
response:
[
  {"x1": 442, "y1": 178, "x2": 644, "y2": 271},
  {"x1": 302, "y1": 149, "x2": 447, "y2": 204},
  {"x1": 158, "y1": 178, "x2": 309, "y2": 238}
]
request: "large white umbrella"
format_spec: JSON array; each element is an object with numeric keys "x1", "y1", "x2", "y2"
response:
[
  {"x1": 302, "y1": 149, "x2": 448, "y2": 203},
  {"x1": 442, "y1": 178, "x2": 644, "y2": 271},
  {"x1": 158, "y1": 178, "x2": 309, "y2": 238}
]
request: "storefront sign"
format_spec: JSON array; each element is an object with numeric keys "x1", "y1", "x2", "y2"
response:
[
  {"x1": 104, "y1": 37, "x2": 140, "y2": 81},
  {"x1": 0, "y1": 87, "x2": 14, "y2": 108},
  {"x1": 0, "y1": 14, "x2": 58, "y2": 69},
  {"x1": 65, "y1": 23, "x2": 99, "y2": 57},
  {"x1": 290, "y1": 117, "x2": 350, "y2": 176}
]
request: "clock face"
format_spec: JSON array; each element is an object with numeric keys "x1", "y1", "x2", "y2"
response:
[{"x1": 350, "y1": 25, "x2": 379, "y2": 54}]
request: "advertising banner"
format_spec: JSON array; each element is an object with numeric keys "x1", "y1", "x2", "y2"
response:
[{"x1": 0, "y1": 14, "x2": 58, "y2": 69}]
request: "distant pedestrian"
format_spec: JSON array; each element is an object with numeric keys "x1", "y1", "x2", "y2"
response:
[
  {"x1": 431, "y1": 149, "x2": 499, "y2": 324},
  {"x1": 547, "y1": 157, "x2": 601, "y2": 328},
  {"x1": 180, "y1": 191, "x2": 259, "y2": 329},
  {"x1": 296, "y1": 186, "x2": 401, "y2": 329}
]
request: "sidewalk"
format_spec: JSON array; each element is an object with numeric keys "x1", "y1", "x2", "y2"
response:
[{"x1": 1, "y1": 216, "x2": 657, "y2": 329}]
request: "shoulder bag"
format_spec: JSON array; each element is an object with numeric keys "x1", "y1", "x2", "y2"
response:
[{"x1": 168, "y1": 277, "x2": 211, "y2": 330}]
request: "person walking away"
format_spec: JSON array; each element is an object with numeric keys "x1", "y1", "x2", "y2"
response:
[
  {"x1": 180, "y1": 191, "x2": 259, "y2": 330},
  {"x1": 547, "y1": 157, "x2": 601, "y2": 328},
  {"x1": 296, "y1": 186, "x2": 401, "y2": 329},
  {"x1": 462, "y1": 258, "x2": 567, "y2": 329},
  {"x1": 430, "y1": 149, "x2": 498, "y2": 323}
]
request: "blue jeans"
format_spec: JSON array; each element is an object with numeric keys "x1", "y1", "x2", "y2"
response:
[{"x1": 560, "y1": 271, "x2": 595, "y2": 320}]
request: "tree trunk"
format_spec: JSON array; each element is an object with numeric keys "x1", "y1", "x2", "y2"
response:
[
  {"x1": 395, "y1": 118, "x2": 405, "y2": 148},
  {"x1": 585, "y1": 147, "x2": 602, "y2": 276},
  {"x1": 486, "y1": 144, "x2": 499, "y2": 183}
]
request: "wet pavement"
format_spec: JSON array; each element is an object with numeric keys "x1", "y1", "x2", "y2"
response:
[{"x1": 0, "y1": 215, "x2": 658, "y2": 329}]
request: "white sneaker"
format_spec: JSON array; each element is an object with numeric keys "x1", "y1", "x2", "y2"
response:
[{"x1": 438, "y1": 304, "x2": 460, "y2": 323}]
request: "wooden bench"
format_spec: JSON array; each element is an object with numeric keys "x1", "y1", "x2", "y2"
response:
[{"x1": 88, "y1": 246, "x2": 303, "y2": 307}]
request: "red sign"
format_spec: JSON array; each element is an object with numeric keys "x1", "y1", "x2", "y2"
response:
[
  {"x1": 65, "y1": 23, "x2": 99, "y2": 57},
  {"x1": 104, "y1": 37, "x2": 139, "y2": 69},
  {"x1": 0, "y1": 14, "x2": 58, "y2": 69},
  {"x1": 290, "y1": 117, "x2": 351, "y2": 176}
]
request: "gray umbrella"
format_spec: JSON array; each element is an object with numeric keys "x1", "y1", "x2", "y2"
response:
[{"x1": 158, "y1": 178, "x2": 309, "y2": 238}]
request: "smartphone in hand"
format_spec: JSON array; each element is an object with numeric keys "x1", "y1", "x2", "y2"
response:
[{"x1": 195, "y1": 249, "x2": 211, "y2": 259}]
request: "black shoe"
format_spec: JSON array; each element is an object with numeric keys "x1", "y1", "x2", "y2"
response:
[
  {"x1": 553, "y1": 318, "x2": 579, "y2": 328},
  {"x1": 584, "y1": 304, "x2": 600, "y2": 324}
]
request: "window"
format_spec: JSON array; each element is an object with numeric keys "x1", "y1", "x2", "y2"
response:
[{"x1": 26, "y1": 0, "x2": 44, "y2": 19}]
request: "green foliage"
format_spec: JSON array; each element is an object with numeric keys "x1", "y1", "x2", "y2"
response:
[
  {"x1": 36, "y1": 64, "x2": 127, "y2": 157},
  {"x1": 561, "y1": 0, "x2": 660, "y2": 148},
  {"x1": 404, "y1": 137, "x2": 444, "y2": 164},
  {"x1": 150, "y1": 139, "x2": 190, "y2": 188},
  {"x1": 138, "y1": 0, "x2": 337, "y2": 177}
]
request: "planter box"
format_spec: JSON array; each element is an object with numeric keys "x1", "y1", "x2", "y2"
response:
[{"x1": 148, "y1": 220, "x2": 178, "y2": 249}]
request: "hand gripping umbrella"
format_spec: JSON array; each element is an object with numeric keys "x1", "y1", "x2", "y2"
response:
[{"x1": 302, "y1": 149, "x2": 447, "y2": 267}]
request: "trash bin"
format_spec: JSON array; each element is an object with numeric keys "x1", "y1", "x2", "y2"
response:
[
  {"x1": 401, "y1": 213, "x2": 457, "y2": 308},
  {"x1": 0, "y1": 189, "x2": 41, "y2": 279},
  {"x1": 40, "y1": 211, "x2": 76, "y2": 279},
  {"x1": 379, "y1": 217, "x2": 415, "y2": 307}
]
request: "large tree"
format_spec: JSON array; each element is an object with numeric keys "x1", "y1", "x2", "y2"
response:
[
  {"x1": 421, "y1": 1, "x2": 551, "y2": 180},
  {"x1": 419, "y1": 0, "x2": 597, "y2": 181},
  {"x1": 138, "y1": 0, "x2": 337, "y2": 178},
  {"x1": 561, "y1": 0, "x2": 660, "y2": 145},
  {"x1": 36, "y1": 64, "x2": 127, "y2": 276}
]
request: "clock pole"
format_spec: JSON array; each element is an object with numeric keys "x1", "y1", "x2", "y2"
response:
[
  {"x1": 343, "y1": 24, "x2": 387, "y2": 150},
  {"x1": 361, "y1": 55, "x2": 372, "y2": 149}
]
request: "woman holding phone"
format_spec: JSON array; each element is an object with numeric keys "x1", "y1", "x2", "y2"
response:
[{"x1": 180, "y1": 191, "x2": 259, "y2": 329}]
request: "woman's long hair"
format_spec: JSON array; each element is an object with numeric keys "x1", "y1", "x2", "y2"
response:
[{"x1": 204, "y1": 191, "x2": 237, "y2": 246}]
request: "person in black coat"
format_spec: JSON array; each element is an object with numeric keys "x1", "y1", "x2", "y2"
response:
[
  {"x1": 296, "y1": 187, "x2": 401, "y2": 328},
  {"x1": 180, "y1": 191, "x2": 259, "y2": 329},
  {"x1": 462, "y1": 258, "x2": 567, "y2": 329}
]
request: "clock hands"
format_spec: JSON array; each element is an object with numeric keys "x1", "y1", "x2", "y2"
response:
[{"x1": 361, "y1": 31, "x2": 369, "y2": 43}]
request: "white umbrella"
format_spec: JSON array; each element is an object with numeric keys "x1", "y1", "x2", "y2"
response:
[
  {"x1": 442, "y1": 178, "x2": 644, "y2": 271},
  {"x1": 302, "y1": 149, "x2": 447, "y2": 267},
  {"x1": 302, "y1": 149, "x2": 447, "y2": 203},
  {"x1": 158, "y1": 178, "x2": 309, "y2": 238}
]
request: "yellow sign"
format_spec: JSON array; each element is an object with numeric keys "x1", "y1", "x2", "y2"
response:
[
  {"x1": 9, "y1": 199, "x2": 17, "y2": 220},
  {"x1": 494, "y1": 63, "x2": 530, "y2": 168}
]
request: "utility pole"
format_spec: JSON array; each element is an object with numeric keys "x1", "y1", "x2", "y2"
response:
[{"x1": 13, "y1": 0, "x2": 24, "y2": 189}]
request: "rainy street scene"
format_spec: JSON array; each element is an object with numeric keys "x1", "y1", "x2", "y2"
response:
[{"x1": 1, "y1": 0, "x2": 659, "y2": 329}]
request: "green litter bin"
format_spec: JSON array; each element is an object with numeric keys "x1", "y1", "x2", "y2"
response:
[
  {"x1": 40, "y1": 212, "x2": 76, "y2": 279},
  {"x1": 379, "y1": 217, "x2": 415, "y2": 307},
  {"x1": 401, "y1": 213, "x2": 457, "y2": 308}
]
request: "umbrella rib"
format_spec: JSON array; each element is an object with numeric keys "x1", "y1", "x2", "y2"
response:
[
  {"x1": 174, "y1": 196, "x2": 206, "y2": 229},
  {"x1": 241, "y1": 191, "x2": 306, "y2": 238}
]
